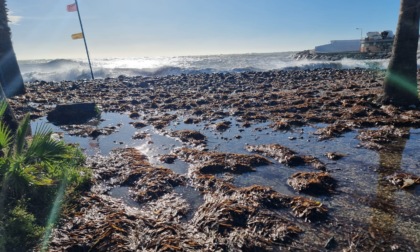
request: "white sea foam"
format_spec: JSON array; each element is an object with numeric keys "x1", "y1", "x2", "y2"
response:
[{"x1": 18, "y1": 52, "x2": 393, "y2": 82}]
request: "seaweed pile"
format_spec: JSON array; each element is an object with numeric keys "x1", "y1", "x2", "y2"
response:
[
  {"x1": 7, "y1": 69, "x2": 420, "y2": 250},
  {"x1": 49, "y1": 148, "x2": 327, "y2": 251}
]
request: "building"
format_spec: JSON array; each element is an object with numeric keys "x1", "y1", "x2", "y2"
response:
[
  {"x1": 360, "y1": 30, "x2": 394, "y2": 53},
  {"x1": 314, "y1": 40, "x2": 360, "y2": 53},
  {"x1": 314, "y1": 30, "x2": 395, "y2": 54}
]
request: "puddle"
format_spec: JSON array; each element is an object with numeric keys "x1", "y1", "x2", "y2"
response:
[
  {"x1": 31, "y1": 112, "x2": 420, "y2": 247},
  {"x1": 174, "y1": 186, "x2": 204, "y2": 221},
  {"x1": 107, "y1": 186, "x2": 141, "y2": 208},
  {"x1": 108, "y1": 185, "x2": 203, "y2": 222}
]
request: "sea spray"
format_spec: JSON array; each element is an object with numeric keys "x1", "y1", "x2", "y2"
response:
[{"x1": 18, "y1": 52, "x2": 391, "y2": 82}]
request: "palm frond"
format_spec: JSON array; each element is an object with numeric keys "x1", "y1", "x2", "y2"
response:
[
  {"x1": 0, "y1": 121, "x2": 12, "y2": 151},
  {"x1": 25, "y1": 124, "x2": 69, "y2": 164},
  {"x1": 15, "y1": 114, "x2": 31, "y2": 156},
  {"x1": 20, "y1": 166, "x2": 54, "y2": 186},
  {"x1": 6, "y1": 164, "x2": 53, "y2": 188},
  {"x1": 0, "y1": 100, "x2": 8, "y2": 119}
]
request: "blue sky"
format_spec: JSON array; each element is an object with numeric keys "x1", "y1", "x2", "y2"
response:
[{"x1": 8, "y1": 0, "x2": 400, "y2": 60}]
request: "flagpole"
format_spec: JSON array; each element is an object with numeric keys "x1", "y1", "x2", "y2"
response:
[{"x1": 74, "y1": 0, "x2": 94, "y2": 80}]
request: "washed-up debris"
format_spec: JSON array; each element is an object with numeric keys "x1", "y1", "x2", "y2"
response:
[
  {"x1": 49, "y1": 148, "x2": 332, "y2": 251},
  {"x1": 86, "y1": 148, "x2": 152, "y2": 191},
  {"x1": 214, "y1": 121, "x2": 231, "y2": 131},
  {"x1": 246, "y1": 144, "x2": 326, "y2": 170},
  {"x1": 9, "y1": 69, "x2": 420, "y2": 250},
  {"x1": 159, "y1": 154, "x2": 178, "y2": 164},
  {"x1": 386, "y1": 173, "x2": 420, "y2": 189},
  {"x1": 302, "y1": 155, "x2": 326, "y2": 171},
  {"x1": 146, "y1": 114, "x2": 177, "y2": 129},
  {"x1": 290, "y1": 197, "x2": 328, "y2": 222},
  {"x1": 287, "y1": 172, "x2": 336, "y2": 195},
  {"x1": 314, "y1": 122, "x2": 353, "y2": 140},
  {"x1": 190, "y1": 184, "x2": 306, "y2": 250},
  {"x1": 170, "y1": 130, "x2": 207, "y2": 145},
  {"x1": 49, "y1": 195, "x2": 138, "y2": 251},
  {"x1": 129, "y1": 121, "x2": 148, "y2": 129},
  {"x1": 246, "y1": 144, "x2": 304, "y2": 166},
  {"x1": 174, "y1": 147, "x2": 271, "y2": 174},
  {"x1": 10, "y1": 70, "x2": 420, "y2": 133},
  {"x1": 357, "y1": 125, "x2": 410, "y2": 150},
  {"x1": 325, "y1": 152, "x2": 346, "y2": 160},
  {"x1": 88, "y1": 148, "x2": 186, "y2": 203},
  {"x1": 123, "y1": 167, "x2": 186, "y2": 203},
  {"x1": 270, "y1": 119, "x2": 304, "y2": 131},
  {"x1": 60, "y1": 124, "x2": 119, "y2": 138},
  {"x1": 132, "y1": 132, "x2": 149, "y2": 140}
]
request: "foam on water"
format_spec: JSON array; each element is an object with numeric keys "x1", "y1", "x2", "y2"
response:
[{"x1": 18, "y1": 52, "x2": 393, "y2": 82}]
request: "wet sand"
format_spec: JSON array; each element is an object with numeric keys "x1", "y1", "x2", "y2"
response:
[{"x1": 9, "y1": 69, "x2": 420, "y2": 251}]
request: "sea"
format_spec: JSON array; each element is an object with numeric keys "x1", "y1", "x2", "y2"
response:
[{"x1": 18, "y1": 51, "x2": 390, "y2": 82}]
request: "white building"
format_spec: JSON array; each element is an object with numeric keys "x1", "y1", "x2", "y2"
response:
[{"x1": 314, "y1": 39, "x2": 361, "y2": 53}]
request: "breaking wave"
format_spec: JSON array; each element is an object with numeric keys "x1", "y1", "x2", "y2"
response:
[{"x1": 18, "y1": 52, "x2": 391, "y2": 82}]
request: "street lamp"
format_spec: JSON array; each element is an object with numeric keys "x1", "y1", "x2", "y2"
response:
[
  {"x1": 356, "y1": 28, "x2": 363, "y2": 52},
  {"x1": 356, "y1": 28, "x2": 363, "y2": 40}
]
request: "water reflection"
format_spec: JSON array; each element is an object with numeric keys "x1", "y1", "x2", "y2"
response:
[
  {"x1": 88, "y1": 138, "x2": 100, "y2": 154},
  {"x1": 369, "y1": 128, "x2": 409, "y2": 243}
]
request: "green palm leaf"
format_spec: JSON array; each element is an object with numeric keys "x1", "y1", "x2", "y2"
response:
[
  {"x1": 15, "y1": 114, "x2": 31, "y2": 156},
  {"x1": 25, "y1": 124, "x2": 69, "y2": 164},
  {"x1": 20, "y1": 166, "x2": 53, "y2": 186},
  {"x1": 0, "y1": 121, "x2": 12, "y2": 151},
  {"x1": 0, "y1": 100, "x2": 8, "y2": 118}
]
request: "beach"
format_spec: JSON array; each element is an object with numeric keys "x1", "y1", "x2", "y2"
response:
[{"x1": 8, "y1": 68, "x2": 420, "y2": 251}]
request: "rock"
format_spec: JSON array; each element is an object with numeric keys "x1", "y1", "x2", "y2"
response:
[
  {"x1": 130, "y1": 121, "x2": 148, "y2": 129},
  {"x1": 159, "y1": 154, "x2": 177, "y2": 164},
  {"x1": 47, "y1": 103, "x2": 100, "y2": 125},
  {"x1": 129, "y1": 111, "x2": 140, "y2": 119}
]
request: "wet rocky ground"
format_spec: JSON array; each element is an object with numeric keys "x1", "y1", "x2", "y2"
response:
[{"x1": 8, "y1": 69, "x2": 420, "y2": 251}]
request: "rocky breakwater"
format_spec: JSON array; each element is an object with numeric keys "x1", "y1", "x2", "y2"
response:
[{"x1": 294, "y1": 50, "x2": 391, "y2": 61}]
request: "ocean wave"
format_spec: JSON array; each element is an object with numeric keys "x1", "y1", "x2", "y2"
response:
[{"x1": 18, "y1": 53, "x2": 392, "y2": 82}]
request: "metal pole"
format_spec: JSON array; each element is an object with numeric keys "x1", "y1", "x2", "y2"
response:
[
  {"x1": 356, "y1": 28, "x2": 363, "y2": 40},
  {"x1": 356, "y1": 28, "x2": 363, "y2": 52},
  {"x1": 75, "y1": 0, "x2": 94, "y2": 80}
]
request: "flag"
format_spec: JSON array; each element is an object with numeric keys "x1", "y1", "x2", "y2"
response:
[
  {"x1": 71, "y1": 32, "x2": 83, "y2": 40},
  {"x1": 67, "y1": 3, "x2": 77, "y2": 12}
]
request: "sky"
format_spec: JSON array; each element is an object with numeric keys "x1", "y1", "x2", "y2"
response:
[{"x1": 7, "y1": 0, "x2": 400, "y2": 60}]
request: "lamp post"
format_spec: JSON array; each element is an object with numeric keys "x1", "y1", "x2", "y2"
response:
[
  {"x1": 356, "y1": 28, "x2": 363, "y2": 40},
  {"x1": 356, "y1": 28, "x2": 363, "y2": 52}
]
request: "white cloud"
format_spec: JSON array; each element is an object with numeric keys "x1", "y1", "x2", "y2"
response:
[{"x1": 7, "y1": 11, "x2": 23, "y2": 25}]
